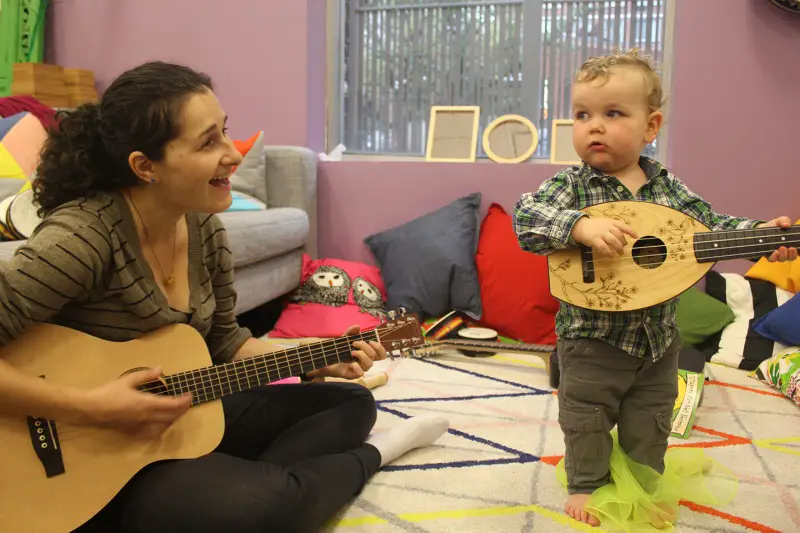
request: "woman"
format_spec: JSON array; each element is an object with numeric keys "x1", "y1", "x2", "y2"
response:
[{"x1": 0, "y1": 61, "x2": 448, "y2": 532}]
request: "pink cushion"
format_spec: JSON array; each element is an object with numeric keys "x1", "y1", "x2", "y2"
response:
[{"x1": 270, "y1": 254, "x2": 388, "y2": 338}]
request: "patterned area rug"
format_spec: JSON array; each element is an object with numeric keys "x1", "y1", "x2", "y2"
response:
[{"x1": 321, "y1": 348, "x2": 800, "y2": 533}]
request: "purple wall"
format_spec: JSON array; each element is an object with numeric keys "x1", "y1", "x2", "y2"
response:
[
  {"x1": 46, "y1": 0, "x2": 326, "y2": 150},
  {"x1": 319, "y1": 0, "x2": 800, "y2": 265},
  {"x1": 46, "y1": 0, "x2": 800, "y2": 268}
]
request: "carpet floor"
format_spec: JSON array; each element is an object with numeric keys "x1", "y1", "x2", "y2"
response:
[{"x1": 319, "y1": 347, "x2": 800, "y2": 533}]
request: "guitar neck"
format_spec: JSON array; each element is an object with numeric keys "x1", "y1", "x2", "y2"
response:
[
  {"x1": 157, "y1": 331, "x2": 377, "y2": 406},
  {"x1": 438, "y1": 339, "x2": 555, "y2": 353},
  {"x1": 694, "y1": 225, "x2": 800, "y2": 263}
]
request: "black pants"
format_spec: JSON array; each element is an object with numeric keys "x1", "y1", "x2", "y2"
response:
[{"x1": 76, "y1": 382, "x2": 382, "y2": 533}]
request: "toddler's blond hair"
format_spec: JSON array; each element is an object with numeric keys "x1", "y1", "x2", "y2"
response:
[{"x1": 576, "y1": 49, "x2": 663, "y2": 112}]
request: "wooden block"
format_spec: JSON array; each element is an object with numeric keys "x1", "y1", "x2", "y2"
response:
[
  {"x1": 31, "y1": 94, "x2": 71, "y2": 108},
  {"x1": 12, "y1": 62, "x2": 65, "y2": 83},
  {"x1": 11, "y1": 80, "x2": 69, "y2": 97},
  {"x1": 68, "y1": 85, "x2": 98, "y2": 106},
  {"x1": 63, "y1": 68, "x2": 95, "y2": 88},
  {"x1": 11, "y1": 63, "x2": 70, "y2": 107}
]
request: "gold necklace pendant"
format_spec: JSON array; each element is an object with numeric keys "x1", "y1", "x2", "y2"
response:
[{"x1": 164, "y1": 275, "x2": 175, "y2": 286}]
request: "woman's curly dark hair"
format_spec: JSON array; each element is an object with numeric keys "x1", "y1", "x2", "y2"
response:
[{"x1": 34, "y1": 61, "x2": 213, "y2": 216}]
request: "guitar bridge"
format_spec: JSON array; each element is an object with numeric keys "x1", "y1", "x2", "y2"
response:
[
  {"x1": 580, "y1": 245, "x2": 595, "y2": 283},
  {"x1": 26, "y1": 415, "x2": 65, "y2": 478}
]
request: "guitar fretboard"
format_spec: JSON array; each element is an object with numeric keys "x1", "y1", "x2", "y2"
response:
[
  {"x1": 159, "y1": 331, "x2": 378, "y2": 405},
  {"x1": 694, "y1": 225, "x2": 800, "y2": 263},
  {"x1": 440, "y1": 339, "x2": 555, "y2": 353}
]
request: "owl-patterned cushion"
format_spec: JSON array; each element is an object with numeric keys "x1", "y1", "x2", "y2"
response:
[{"x1": 269, "y1": 254, "x2": 389, "y2": 338}]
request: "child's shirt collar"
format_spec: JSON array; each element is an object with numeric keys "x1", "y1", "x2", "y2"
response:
[{"x1": 577, "y1": 155, "x2": 669, "y2": 183}]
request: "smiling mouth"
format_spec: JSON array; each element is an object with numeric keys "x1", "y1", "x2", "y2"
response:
[{"x1": 209, "y1": 174, "x2": 231, "y2": 187}]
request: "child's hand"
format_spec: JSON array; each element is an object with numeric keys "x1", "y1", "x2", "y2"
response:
[
  {"x1": 571, "y1": 217, "x2": 639, "y2": 258},
  {"x1": 757, "y1": 216, "x2": 798, "y2": 262}
]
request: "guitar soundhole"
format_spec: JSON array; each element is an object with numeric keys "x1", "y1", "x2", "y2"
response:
[{"x1": 632, "y1": 236, "x2": 667, "y2": 270}]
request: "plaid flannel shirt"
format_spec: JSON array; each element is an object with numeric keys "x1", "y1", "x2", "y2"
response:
[{"x1": 513, "y1": 157, "x2": 761, "y2": 361}]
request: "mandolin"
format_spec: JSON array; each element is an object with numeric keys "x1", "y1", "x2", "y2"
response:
[
  {"x1": 0, "y1": 312, "x2": 423, "y2": 533},
  {"x1": 546, "y1": 201, "x2": 800, "y2": 312}
]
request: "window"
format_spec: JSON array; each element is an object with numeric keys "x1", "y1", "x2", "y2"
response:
[{"x1": 328, "y1": 0, "x2": 673, "y2": 160}]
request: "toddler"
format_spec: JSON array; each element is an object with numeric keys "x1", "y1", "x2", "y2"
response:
[{"x1": 513, "y1": 50, "x2": 797, "y2": 528}]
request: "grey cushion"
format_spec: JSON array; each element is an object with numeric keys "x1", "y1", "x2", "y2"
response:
[
  {"x1": 218, "y1": 208, "x2": 308, "y2": 269},
  {"x1": 364, "y1": 192, "x2": 483, "y2": 320},
  {"x1": 233, "y1": 249, "x2": 304, "y2": 314}
]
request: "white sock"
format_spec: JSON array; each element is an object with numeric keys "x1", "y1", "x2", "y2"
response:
[{"x1": 366, "y1": 414, "x2": 450, "y2": 467}]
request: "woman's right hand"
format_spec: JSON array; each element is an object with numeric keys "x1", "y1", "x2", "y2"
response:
[{"x1": 76, "y1": 367, "x2": 192, "y2": 439}]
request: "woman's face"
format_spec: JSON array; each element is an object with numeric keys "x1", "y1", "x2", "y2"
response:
[{"x1": 151, "y1": 90, "x2": 243, "y2": 214}]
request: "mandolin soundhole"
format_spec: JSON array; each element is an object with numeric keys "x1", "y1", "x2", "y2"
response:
[{"x1": 632, "y1": 236, "x2": 667, "y2": 270}]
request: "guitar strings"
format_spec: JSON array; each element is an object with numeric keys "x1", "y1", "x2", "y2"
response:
[
  {"x1": 576, "y1": 227, "x2": 800, "y2": 266},
  {"x1": 577, "y1": 241, "x2": 800, "y2": 273},
  {"x1": 49, "y1": 323, "x2": 415, "y2": 440},
  {"x1": 136, "y1": 322, "x2": 411, "y2": 396},
  {"x1": 580, "y1": 226, "x2": 800, "y2": 260}
]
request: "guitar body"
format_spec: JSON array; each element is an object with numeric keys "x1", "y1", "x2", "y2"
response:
[
  {"x1": 547, "y1": 201, "x2": 714, "y2": 312},
  {"x1": 0, "y1": 323, "x2": 224, "y2": 533}
]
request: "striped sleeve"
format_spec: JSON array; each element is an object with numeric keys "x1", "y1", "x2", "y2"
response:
[
  {"x1": 0, "y1": 208, "x2": 111, "y2": 345},
  {"x1": 513, "y1": 169, "x2": 587, "y2": 255},
  {"x1": 201, "y1": 215, "x2": 251, "y2": 364}
]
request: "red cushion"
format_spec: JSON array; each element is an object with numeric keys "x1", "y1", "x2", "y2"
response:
[{"x1": 475, "y1": 203, "x2": 558, "y2": 344}]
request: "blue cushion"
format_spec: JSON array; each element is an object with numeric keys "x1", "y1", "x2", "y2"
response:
[
  {"x1": 364, "y1": 192, "x2": 483, "y2": 320},
  {"x1": 226, "y1": 191, "x2": 266, "y2": 212},
  {"x1": 753, "y1": 292, "x2": 800, "y2": 346}
]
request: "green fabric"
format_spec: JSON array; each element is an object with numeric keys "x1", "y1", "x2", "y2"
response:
[
  {"x1": 556, "y1": 430, "x2": 738, "y2": 532},
  {"x1": 675, "y1": 287, "x2": 735, "y2": 345},
  {"x1": 751, "y1": 347, "x2": 800, "y2": 406},
  {"x1": 0, "y1": 0, "x2": 49, "y2": 97}
]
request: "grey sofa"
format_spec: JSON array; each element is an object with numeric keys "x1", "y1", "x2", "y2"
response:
[
  {"x1": 0, "y1": 145, "x2": 318, "y2": 316},
  {"x1": 221, "y1": 145, "x2": 318, "y2": 314}
]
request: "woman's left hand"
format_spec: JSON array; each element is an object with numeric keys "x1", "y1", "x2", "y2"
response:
[{"x1": 307, "y1": 325, "x2": 388, "y2": 381}]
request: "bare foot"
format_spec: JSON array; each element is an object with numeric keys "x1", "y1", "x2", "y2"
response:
[
  {"x1": 565, "y1": 493, "x2": 600, "y2": 527},
  {"x1": 650, "y1": 502, "x2": 677, "y2": 530}
]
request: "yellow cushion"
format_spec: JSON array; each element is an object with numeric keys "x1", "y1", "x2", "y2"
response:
[{"x1": 745, "y1": 219, "x2": 800, "y2": 293}]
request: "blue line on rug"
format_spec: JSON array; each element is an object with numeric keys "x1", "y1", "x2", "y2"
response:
[
  {"x1": 377, "y1": 391, "x2": 546, "y2": 404},
  {"x1": 381, "y1": 455, "x2": 540, "y2": 472},
  {"x1": 415, "y1": 358, "x2": 550, "y2": 393}
]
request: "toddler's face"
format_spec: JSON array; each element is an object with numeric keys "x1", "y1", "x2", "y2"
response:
[{"x1": 571, "y1": 66, "x2": 661, "y2": 174}]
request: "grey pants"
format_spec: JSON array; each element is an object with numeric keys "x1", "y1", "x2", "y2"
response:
[{"x1": 557, "y1": 336, "x2": 681, "y2": 494}]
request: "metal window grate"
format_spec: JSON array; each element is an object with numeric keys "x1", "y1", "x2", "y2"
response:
[{"x1": 339, "y1": 0, "x2": 667, "y2": 158}]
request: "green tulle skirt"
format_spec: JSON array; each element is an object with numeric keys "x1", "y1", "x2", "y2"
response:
[{"x1": 556, "y1": 431, "x2": 738, "y2": 532}]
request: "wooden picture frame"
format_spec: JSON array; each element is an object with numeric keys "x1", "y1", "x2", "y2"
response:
[
  {"x1": 425, "y1": 106, "x2": 481, "y2": 162},
  {"x1": 549, "y1": 119, "x2": 582, "y2": 165},
  {"x1": 482, "y1": 114, "x2": 539, "y2": 164}
]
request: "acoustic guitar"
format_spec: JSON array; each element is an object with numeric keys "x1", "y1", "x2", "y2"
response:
[
  {"x1": 409, "y1": 338, "x2": 556, "y2": 373},
  {"x1": 546, "y1": 201, "x2": 800, "y2": 312},
  {"x1": 0, "y1": 313, "x2": 423, "y2": 533}
]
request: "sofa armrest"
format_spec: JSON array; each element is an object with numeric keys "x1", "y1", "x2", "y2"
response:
[{"x1": 262, "y1": 146, "x2": 318, "y2": 258}]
